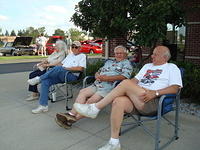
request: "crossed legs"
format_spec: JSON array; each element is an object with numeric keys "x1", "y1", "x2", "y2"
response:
[
  {"x1": 94, "y1": 79, "x2": 146, "y2": 111},
  {"x1": 71, "y1": 87, "x2": 103, "y2": 120},
  {"x1": 111, "y1": 96, "x2": 135, "y2": 139},
  {"x1": 55, "y1": 87, "x2": 103, "y2": 128}
]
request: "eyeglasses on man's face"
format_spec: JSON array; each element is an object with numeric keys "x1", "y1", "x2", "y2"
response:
[
  {"x1": 114, "y1": 52, "x2": 125, "y2": 55},
  {"x1": 71, "y1": 46, "x2": 79, "y2": 49}
]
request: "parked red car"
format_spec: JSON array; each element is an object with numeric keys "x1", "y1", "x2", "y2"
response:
[
  {"x1": 46, "y1": 36, "x2": 64, "y2": 54},
  {"x1": 80, "y1": 39, "x2": 103, "y2": 54}
]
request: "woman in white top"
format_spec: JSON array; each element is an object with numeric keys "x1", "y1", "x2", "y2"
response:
[{"x1": 26, "y1": 40, "x2": 67, "y2": 101}]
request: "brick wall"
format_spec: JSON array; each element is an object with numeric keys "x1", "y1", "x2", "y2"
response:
[
  {"x1": 102, "y1": 37, "x2": 127, "y2": 57},
  {"x1": 184, "y1": 0, "x2": 200, "y2": 65}
]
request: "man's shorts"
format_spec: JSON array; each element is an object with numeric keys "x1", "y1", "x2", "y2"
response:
[
  {"x1": 88, "y1": 84, "x2": 110, "y2": 98},
  {"x1": 135, "y1": 98, "x2": 159, "y2": 116}
]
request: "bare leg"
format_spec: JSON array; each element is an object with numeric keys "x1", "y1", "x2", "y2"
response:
[
  {"x1": 44, "y1": 46, "x2": 47, "y2": 56},
  {"x1": 96, "y1": 79, "x2": 146, "y2": 110},
  {"x1": 41, "y1": 46, "x2": 44, "y2": 56},
  {"x1": 111, "y1": 96, "x2": 134, "y2": 138},
  {"x1": 70, "y1": 87, "x2": 95, "y2": 115},
  {"x1": 70, "y1": 87, "x2": 102, "y2": 120},
  {"x1": 75, "y1": 93, "x2": 103, "y2": 120}
]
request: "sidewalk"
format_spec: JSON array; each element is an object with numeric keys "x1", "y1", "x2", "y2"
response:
[{"x1": 0, "y1": 72, "x2": 200, "y2": 150}]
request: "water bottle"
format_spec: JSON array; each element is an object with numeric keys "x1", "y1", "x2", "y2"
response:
[{"x1": 52, "y1": 92, "x2": 56, "y2": 102}]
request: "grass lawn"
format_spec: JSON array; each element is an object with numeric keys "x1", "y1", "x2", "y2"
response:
[
  {"x1": 0, "y1": 53, "x2": 102, "y2": 61},
  {"x1": 0, "y1": 55, "x2": 47, "y2": 60}
]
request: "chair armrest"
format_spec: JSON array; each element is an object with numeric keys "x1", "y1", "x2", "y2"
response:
[
  {"x1": 83, "y1": 76, "x2": 95, "y2": 88},
  {"x1": 65, "y1": 70, "x2": 83, "y2": 83},
  {"x1": 158, "y1": 94, "x2": 177, "y2": 116}
]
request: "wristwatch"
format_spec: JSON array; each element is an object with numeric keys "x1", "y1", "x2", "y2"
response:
[{"x1": 155, "y1": 90, "x2": 160, "y2": 97}]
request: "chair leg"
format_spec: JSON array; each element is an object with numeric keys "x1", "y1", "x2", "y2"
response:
[
  {"x1": 174, "y1": 98, "x2": 180, "y2": 140},
  {"x1": 65, "y1": 84, "x2": 73, "y2": 110},
  {"x1": 155, "y1": 120, "x2": 161, "y2": 150}
]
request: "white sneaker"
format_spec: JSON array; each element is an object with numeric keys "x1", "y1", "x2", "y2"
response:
[
  {"x1": 98, "y1": 142, "x2": 121, "y2": 150},
  {"x1": 28, "y1": 76, "x2": 40, "y2": 86},
  {"x1": 26, "y1": 95, "x2": 39, "y2": 101},
  {"x1": 32, "y1": 105, "x2": 48, "y2": 114},
  {"x1": 73, "y1": 103, "x2": 99, "y2": 119}
]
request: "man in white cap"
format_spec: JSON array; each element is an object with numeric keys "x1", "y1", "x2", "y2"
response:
[{"x1": 28, "y1": 41, "x2": 86, "y2": 114}]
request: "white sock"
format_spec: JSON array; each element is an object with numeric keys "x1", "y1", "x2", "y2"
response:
[
  {"x1": 91, "y1": 103, "x2": 100, "y2": 112},
  {"x1": 109, "y1": 138, "x2": 120, "y2": 145},
  {"x1": 68, "y1": 111, "x2": 75, "y2": 116},
  {"x1": 36, "y1": 76, "x2": 41, "y2": 82}
]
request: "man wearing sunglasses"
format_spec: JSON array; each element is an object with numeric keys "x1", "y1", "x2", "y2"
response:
[{"x1": 28, "y1": 41, "x2": 86, "y2": 114}]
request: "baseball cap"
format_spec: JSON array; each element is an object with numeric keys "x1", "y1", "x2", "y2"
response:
[{"x1": 72, "y1": 41, "x2": 81, "y2": 47}]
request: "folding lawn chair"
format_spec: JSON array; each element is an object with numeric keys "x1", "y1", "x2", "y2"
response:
[{"x1": 120, "y1": 68, "x2": 184, "y2": 150}]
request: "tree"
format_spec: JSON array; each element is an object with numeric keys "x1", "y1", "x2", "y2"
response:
[
  {"x1": 5, "y1": 30, "x2": 9, "y2": 36},
  {"x1": 53, "y1": 29, "x2": 65, "y2": 36},
  {"x1": 68, "y1": 28, "x2": 86, "y2": 41},
  {"x1": 16, "y1": 27, "x2": 46, "y2": 43},
  {"x1": 17, "y1": 30, "x2": 23, "y2": 36},
  {"x1": 0, "y1": 28, "x2": 3, "y2": 36},
  {"x1": 10, "y1": 30, "x2": 16, "y2": 36},
  {"x1": 71, "y1": 0, "x2": 185, "y2": 49}
]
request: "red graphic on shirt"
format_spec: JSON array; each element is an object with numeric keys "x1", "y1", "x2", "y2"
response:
[{"x1": 141, "y1": 69, "x2": 162, "y2": 85}]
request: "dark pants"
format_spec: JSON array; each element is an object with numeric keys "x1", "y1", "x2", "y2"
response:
[{"x1": 28, "y1": 69, "x2": 46, "y2": 93}]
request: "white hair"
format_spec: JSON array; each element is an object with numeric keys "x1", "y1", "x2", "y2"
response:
[
  {"x1": 114, "y1": 45, "x2": 127, "y2": 53},
  {"x1": 162, "y1": 47, "x2": 171, "y2": 61},
  {"x1": 55, "y1": 40, "x2": 67, "y2": 52}
]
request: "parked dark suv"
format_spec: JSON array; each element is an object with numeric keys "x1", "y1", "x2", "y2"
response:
[{"x1": 0, "y1": 37, "x2": 36, "y2": 56}]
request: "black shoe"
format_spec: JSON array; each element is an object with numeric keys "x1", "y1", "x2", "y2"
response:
[
  {"x1": 57, "y1": 112, "x2": 76, "y2": 123},
  {"x1": 55, "y1": 117, "x2": 72, "y2": 129}
]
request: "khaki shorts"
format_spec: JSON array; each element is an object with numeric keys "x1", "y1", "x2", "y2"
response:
[
  {"x1": 88, "y1": 84, "x2": 110, "y2": 98},
  {"x1": 133, "y1": 98, "x2": 159, "y2": 116}
]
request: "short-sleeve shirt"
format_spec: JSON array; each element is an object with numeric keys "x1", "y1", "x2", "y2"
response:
[
  {"x1": 61, "y1": 53, "x2": 86, "y2": 76},
  {"x1": 61, "y1": 53, "x2": 86, "y2": 68},
  {"x1": 93, "y1": 59, "x2": 133, "y2": 93},
  {"x1": 135, "y1": 63, "x2": 182, "y2": 90}
]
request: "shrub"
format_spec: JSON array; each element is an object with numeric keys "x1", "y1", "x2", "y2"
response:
[
  {"x1": 86, "y1": 59, "x2": 104, "y2": 76},
  {"x1": 172, "y1": 61, "x2": 200, "y2": 104}
]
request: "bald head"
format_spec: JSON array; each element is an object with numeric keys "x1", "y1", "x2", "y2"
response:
[
  {"x1": 155, "y1": 46, "x2": 171, "y2": 61},
  {"x1": 151, "y1": 46, "x2": 171, "y2": 65}
]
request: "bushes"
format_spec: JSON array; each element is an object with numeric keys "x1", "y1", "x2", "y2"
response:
[
  {"x1": 172, "y1": 61, "x2": 200, "y2": 104},
  {"x1": 86, "y1": 59, "x2": 104, "y2": 76}
]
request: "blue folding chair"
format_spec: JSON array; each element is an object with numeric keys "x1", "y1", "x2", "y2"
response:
[{"x1": 120, "y1": 68, "x2": 184, "y2": 150}]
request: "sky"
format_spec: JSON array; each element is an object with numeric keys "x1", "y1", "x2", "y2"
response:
[{"x1": 0, "y1": 0, "x2": 81, "y2": 35}]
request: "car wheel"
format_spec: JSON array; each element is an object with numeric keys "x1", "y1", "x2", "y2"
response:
[
  {"x1": 11, "y1": 50, "x2": 17, "y2": 56},
  {"x1": 89, "y1": 49, "x2": 94, "y2": 54}
]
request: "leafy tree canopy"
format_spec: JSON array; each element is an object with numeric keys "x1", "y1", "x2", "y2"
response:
[
  {"x1": 68, "y1": 28, "x2": 86, "y2": 41},
  {"x1": 10, "y1": 30, "x2": 16, "y2": 36},
  {"x1": 16, "y1": 27, "x2": 47, "y2": 44},
  {"x1": 71, "y1": 0, "x2": 185, "y2": 48},
  {"x1": 53, "y1": 28, "x2": 65, "y2": 36},
  {"x1": 5, "y1": 30, "x2": 9, "y2": 36}
]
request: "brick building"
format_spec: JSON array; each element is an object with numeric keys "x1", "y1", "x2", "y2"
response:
[
  {"x1": 103, "y1": 0, "x2": 200, "y2": 66},
  {"x1": 184, "y1": 0, "x2": 200, "y2": 65}
]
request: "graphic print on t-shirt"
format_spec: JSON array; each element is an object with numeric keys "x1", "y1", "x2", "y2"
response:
[{"x1": 140, "y1": 69, "x2": 162, "y2": 86}]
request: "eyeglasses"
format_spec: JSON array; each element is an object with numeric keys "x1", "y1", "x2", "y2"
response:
[
  {"x1": 71, "y1": 46, "x2": 79, "y2": 49},
  {"x1": 115, "y1": 52, "x2": 125, "y2": 55}
]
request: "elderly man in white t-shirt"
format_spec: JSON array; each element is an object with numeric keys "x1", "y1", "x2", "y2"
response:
[
  {"x1": 73, "y1": 46, "x2": 183, "y2": 150},
  {"x1": 28, "y1": 41, "x2": 86, "y2": 114}
]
